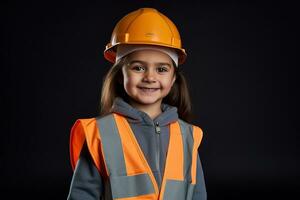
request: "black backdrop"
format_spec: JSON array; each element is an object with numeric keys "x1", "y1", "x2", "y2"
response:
[{"x1": 1, "y1": 1, "x2": 299, "y2": 199}]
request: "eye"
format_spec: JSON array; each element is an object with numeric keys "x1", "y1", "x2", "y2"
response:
[
  {"x1": 157, "y1": 65, "x2": 169, "y2": 73},
  {"x1": 131, "y1": 65, "x2": 145, "y2": 72}
]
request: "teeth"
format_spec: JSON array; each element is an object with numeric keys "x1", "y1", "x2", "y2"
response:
[{"x1": 140, "y1": 87, "x2": 158, "y2": 92}]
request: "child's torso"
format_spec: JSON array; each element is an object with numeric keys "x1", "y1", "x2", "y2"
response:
[{"x1": 111, "y1": 97, "x2": 179, "y2": 188}]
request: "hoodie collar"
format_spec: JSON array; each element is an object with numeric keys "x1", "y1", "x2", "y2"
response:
[{"x1": 111, "y1": 97, "x2": 178, "y2": 126}]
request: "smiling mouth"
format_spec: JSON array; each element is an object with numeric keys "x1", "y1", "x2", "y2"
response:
[{"x1": 137, "y1": 87, "x2": 160, "y2": 92}]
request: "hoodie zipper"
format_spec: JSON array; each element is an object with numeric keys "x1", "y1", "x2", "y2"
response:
[
  {"x1": 155, "y1": 121, "x2": 161, "y2": 134},
  {"x1": 154, "y1": 121, "x2": 161, "y2": 180}
]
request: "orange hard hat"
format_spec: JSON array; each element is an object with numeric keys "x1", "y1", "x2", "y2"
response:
[{"x1": 104, "y1": 8, "x2": 187, "y2": 65}]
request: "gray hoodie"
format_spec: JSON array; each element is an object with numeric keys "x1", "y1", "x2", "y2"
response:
[{"x1": 67, "y1": 97, "x2": 207, "y2": 200}]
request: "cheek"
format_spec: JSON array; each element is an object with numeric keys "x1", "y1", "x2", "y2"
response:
[
  {"x1": 122, "y1": 70, "x2": 130, "y2": 91},
  {"x1": 122, "y1": 75, "x2": 129, "y2": 86},
  {"x1": 122, "y1": 71, "x2": 137, "y2": 89},
  {"x1": 161, "y1": 76, "x2": 175, "y2": 89},
  {"x1": 122, "y1": 69, "x2": 130, "y2": 84}
]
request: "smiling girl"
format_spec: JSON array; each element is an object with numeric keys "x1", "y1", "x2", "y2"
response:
[{"x1": 67, "y1": 8, "x2": 207, "y2": 200}]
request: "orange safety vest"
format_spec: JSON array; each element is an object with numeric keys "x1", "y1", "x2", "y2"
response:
[{"x1": 70, "y1": 113, "x2": 203, "y2": 200}]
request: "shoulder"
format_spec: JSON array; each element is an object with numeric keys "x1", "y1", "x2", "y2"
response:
[
  {"x1": 176, "y1": 119, "x2": 204, "y2": 144},
  {"x1": 71, "y1": 113, "x2": 115, "y2": 131},
  {"x1": 70, "y1": 118, "x2": 97, "y2": 139},
  {"x1": 69, "y1": 115, "x2": 111, "y2": 172},
  {"x1": 71, "y1": 117, "x2": 96, "y2": 129},
  {"x1": 177, "y1": 119, "x2": 203, "y2": 134}
]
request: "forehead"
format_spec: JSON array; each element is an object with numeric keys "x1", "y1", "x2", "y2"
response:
[{"x1": 127, "y1": 49, "x2": 173, "y2": 64}]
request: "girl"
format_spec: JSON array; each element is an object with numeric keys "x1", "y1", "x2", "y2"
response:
[{"x1": 67, "y1": 8, "x2": 207, "y2": 200}]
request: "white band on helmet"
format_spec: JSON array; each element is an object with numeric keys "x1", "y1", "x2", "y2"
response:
[{"x1": 116, "y1": 44, "x2": 179, "y2": 67}]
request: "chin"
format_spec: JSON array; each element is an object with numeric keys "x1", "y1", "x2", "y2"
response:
[{"x1": 135, "y1": 97, "x2": 162, "y2": 105}]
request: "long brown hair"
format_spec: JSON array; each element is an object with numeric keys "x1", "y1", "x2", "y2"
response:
[{"x1": 99, "y1": 57, "x2": 193, "y2": 122}]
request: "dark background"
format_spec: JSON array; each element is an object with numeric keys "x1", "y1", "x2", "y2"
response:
[{"x1": 1, "y1": 0, "x2": 299, "y2": 199}]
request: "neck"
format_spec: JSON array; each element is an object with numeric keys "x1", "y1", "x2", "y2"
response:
[{"x1": 129, "y1": 100, "x2": 162, "y2": 120}]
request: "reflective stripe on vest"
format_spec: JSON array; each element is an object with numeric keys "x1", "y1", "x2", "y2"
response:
[
  {"x1": 96, "y1": 113, "x2": 202, "y2": 200},
  {"x1": 69, "y1": 114, "x2": 203, "y2": 200}
]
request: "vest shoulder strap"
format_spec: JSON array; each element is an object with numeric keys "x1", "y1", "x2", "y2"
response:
[
  {"x1": 178, "y1": 119, "x2": 203, "y2": 146},
  {"x1": 69, "y1": 117, "x2": 107, "y2": 177},
  {"x1": 177, "y1": 119, "x2": 203, "y2": 184}
]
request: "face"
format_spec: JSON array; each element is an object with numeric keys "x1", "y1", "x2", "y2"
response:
[{"x1": 121, "y1": 49, "x2": 176, "y2": 108}]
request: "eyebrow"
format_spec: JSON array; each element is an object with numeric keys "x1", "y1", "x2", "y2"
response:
[{"x1": 128, "y1": 60, "x2": 172, "y2": 68}]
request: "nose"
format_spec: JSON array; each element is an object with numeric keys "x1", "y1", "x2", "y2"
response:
[{"x1": 142, "y1": 69, "x2": 156, "y2": 83}]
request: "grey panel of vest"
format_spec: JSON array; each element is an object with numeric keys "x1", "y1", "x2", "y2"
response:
[{"x1": 96, "y1": 114, "x2": 197, "y2": 199}]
